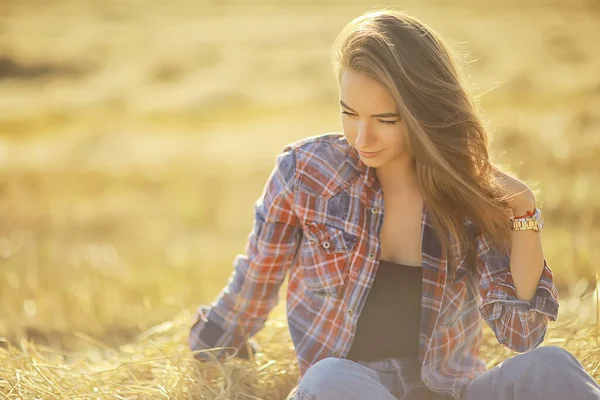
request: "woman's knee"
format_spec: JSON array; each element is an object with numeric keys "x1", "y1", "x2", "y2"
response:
[
  {"x1": 530, "y1": 345, "x2": 573, "y2": 363},
  {"x1": 297, "y1": 357, "x2": 376, "y2": 396},
  {"x1": 501, "y1": 346, "x2": 575, "y2": 381}
]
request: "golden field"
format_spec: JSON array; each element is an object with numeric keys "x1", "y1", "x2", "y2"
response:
[{"x1": 0, "y1": 0, "x2": 599, "y2": 398}]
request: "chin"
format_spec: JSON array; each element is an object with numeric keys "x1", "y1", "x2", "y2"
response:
[{"x1": 360, "y1": 157, "x2": 385, "y2": 167}]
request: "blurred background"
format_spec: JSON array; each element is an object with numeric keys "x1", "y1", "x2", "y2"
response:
[{"x1": 0, "y1": 0, "x2": 599, "y2": 352}]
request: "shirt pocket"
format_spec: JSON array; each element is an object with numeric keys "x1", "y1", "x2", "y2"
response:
[{"x1": 298, "y1": 221, "x2": 357, "y2": 298}]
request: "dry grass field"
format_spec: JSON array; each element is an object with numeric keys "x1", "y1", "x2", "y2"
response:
[{"x1": 0, "y1": 0, "x2": 599, "y2": 398}]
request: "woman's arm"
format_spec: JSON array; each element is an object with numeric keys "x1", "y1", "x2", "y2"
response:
[
  {"x1": 478, "y1": 168, "x2": 559, "y2": 351},
  {"x1": 189, "y1": 146, "x2": 302, "y2": 361},
  {"x1": 510, "y1": 195, "x2": 545, "y2": 303}
]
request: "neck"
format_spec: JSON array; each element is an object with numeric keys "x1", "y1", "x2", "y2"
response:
[{"x1": 375, "y1": 155, "x2": 419, "y2": 196}]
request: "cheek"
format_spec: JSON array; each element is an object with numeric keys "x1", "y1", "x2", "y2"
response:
[
  {"x1": 379, "y1": 124, "x2": 407, "y2": 149},
  {"x1": 398, "y1": 124, "x2": 409, "y2": 149}
]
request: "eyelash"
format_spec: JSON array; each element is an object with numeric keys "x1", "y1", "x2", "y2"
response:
[{"x1": 341, "y1": 110, "x2": 398, "y2": 125}]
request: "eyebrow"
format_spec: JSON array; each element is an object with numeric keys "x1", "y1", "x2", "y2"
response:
[{"x1": 340, "y1": 100, "x2": 400, "y2": 118}]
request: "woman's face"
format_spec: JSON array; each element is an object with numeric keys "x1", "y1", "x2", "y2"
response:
[{"x1": 339, "y1": 69, "x2": 409, "y2": 168}]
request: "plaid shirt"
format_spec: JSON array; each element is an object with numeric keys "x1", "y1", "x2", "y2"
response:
[{"x1": 189, "y1": 132, "x2": 560, "y2": 399}]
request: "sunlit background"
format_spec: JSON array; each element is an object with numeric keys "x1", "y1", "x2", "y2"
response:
[{"x1": 1, "y1": 0, "x2": 599, "y2": 397}]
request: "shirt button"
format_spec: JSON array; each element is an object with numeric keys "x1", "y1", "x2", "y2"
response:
[
  {"x1": 322, "y1": 241, "x2": 330, "y2": 249},
  {"x1": 333, "y1": 351, "x2": 341, "y2": 357},
  {"x1": 368, "y1": 253, "x2": 375, "y2": 260},
  {"x1": 371, "y1": 207, "x2": 379, "y2": 214},
  {"x1": 348, "y1": 308, "x2": 354, "y2": 315}
]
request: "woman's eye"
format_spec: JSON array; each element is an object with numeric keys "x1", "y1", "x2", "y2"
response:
[{"x1": 341, "y1": 111, "x2": 397, "y2": 125}]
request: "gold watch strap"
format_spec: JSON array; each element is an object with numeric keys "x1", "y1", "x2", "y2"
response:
[{"x1": 510, "y1": 208, "x2": 543, "y2": 232}]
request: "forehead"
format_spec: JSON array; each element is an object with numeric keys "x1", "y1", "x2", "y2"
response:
[{"x1": 339, "y1": 70, "x2": 396, "y2": 110}]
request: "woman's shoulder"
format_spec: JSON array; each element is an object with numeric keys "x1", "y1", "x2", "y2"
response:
[
  {"x1": 283, "y1": 132, "x2": 349, "y2": 153},
  {"x1": 280, "y1": 132, "x2": 360, "y2": 196},
  {"x1": 281, "y1": 132, "x2": 353, "y2": 167}
]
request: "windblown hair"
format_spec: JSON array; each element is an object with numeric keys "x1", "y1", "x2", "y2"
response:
[{"x1": 332, "y1": 9, "x2": 516, "y2": 270}]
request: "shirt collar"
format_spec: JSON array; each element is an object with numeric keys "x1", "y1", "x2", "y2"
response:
[{"x1": 344, "y1": 144, "x2": 380, "y2": 191}]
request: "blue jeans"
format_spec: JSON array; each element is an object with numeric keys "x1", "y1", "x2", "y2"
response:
[{"x1": 288, "y1": 346, "x2": 600, "y2": 400}]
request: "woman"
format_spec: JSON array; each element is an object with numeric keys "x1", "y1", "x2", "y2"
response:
[{"x1": 189, "y1": 9, "x2": 600, "y2": 400}]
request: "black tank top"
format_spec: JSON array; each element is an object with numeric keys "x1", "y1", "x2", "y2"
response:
[{"x1": 346, "y1": 259, "x2": 422, "y2": 362}]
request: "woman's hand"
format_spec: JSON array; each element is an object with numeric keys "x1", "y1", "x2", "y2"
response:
[
  {"x1": 492, "y1": 167, "x2": 536, "y2": 216},
  {"x1": 236, "y1": 338, "x2": 261, "y2": 359}
]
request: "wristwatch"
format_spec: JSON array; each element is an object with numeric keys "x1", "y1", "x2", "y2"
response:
[{"x1": 510, "y1": 207, "x2": 544, "y2": 232}]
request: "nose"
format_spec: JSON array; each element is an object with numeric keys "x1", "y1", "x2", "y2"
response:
[{"x1": 355, "y1": 121, "x2": 374, "y2": 150}]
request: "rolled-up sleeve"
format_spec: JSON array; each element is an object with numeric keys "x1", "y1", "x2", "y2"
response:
[
  {"x1": 476, "y1": 233, "x2": 560, "y2": 352},
  {"x1": 189, "y1": 145, "x2": 302, "y2": 360}
]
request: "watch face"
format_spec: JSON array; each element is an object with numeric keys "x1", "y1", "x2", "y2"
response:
[{"x1": 536, "y1": 208, "x2": 544, "y2": 230}]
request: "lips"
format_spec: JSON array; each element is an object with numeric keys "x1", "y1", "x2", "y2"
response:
[{"x1": 358, "y1": 150, "x2": 381, "y2": 158}]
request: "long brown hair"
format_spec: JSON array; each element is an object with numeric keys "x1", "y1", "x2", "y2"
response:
[{"x1": 333, "y1": 9, "x2": 515, "y2": 268}]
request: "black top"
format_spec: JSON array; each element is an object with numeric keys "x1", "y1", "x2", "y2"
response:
[{"x1": 346, "y1": 259, "x2": 422, "y2": 362}]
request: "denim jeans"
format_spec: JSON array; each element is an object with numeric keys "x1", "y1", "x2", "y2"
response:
[{"x1": 287, "y1": 346, "x2": 600, "y2": 400}]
